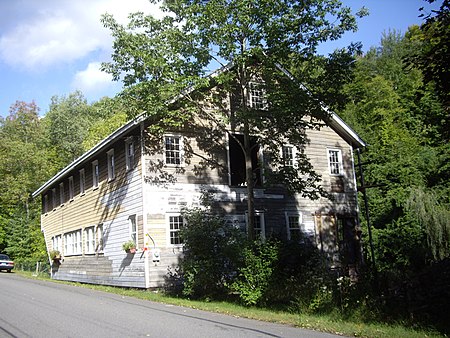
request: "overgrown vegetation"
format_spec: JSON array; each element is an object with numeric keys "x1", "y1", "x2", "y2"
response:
[{"x1": 1, "y1": 0, "x2": 448, "y2": 335}]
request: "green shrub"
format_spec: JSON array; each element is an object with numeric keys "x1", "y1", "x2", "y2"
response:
[
  {"x1": 180, "y1": 206, "x2": 246, "y2": 299},
  {"x1": 231, "y1": 240, "x2": 280, "y2": 306}
]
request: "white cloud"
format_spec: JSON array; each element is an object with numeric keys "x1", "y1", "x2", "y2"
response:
[
  {"x1": 71, "y1": 62, "x2": 119, "y2": 95},
  {"x1": 0, "y1": 0, "x2": 162, "y2": 70}
]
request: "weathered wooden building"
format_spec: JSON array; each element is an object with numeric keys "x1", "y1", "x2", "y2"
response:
[{"x1": 33, "y1": 66, "x2": 365, "y2": 288}]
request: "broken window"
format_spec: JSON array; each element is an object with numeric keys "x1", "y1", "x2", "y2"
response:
[{"x1": 228, "y1": 134, "x2": 262, "y2": 187}]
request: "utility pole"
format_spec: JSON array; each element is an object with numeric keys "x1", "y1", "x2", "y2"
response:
[{"x1": 356, "y1": 148, "x2": 378, "y2": 286}]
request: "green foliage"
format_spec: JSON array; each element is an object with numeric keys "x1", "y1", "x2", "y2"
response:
[
  {"x1": 101, "y1": 0, "x2": 367, "y2": 237},
  {"x1": 407, "y1": 186, "x2": 450, "y2": 261},
  {"x1": 43, "y1": 91, "x2": 93, "y2": 165},
  {"x1": 180, "y1": 203, "x2": 246, "y2": 299},
  {"x1": 231, "y1": 240, "x2": 280, "y2": 306}
]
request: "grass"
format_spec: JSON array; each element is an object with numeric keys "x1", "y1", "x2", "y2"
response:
[{"x1": 17, "y1": 270, "x2": 443, "y2": 338}]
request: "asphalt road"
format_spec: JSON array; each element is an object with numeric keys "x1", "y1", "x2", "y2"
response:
[{"x1": 0, "y1": 272, "x2": 340, "y2": 338}]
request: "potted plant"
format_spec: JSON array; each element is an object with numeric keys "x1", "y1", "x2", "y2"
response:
[
  {"x1": 49, "y1": 250, "x2": 61, "y2": 261},
  {"x1": 122, "y1": 240, "x2": 137, "y2": 254}
]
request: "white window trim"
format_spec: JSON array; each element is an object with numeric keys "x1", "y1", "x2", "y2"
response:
[
  {"x1": 128, "y1": 215, "x2": 137, "y2": 245},
  {"x1": 245, "y1": 210, "x2": 265, "y2": 241},
  {"x1": 96, "y1": 223, "x2": 104, "y2": 253},
  {"x1": 125, "y1": 138, "x2": 135, "y2": 171},
  {"x1": 107, "y1": 149, "x2": 115, "y2": 181},
  {"x1": 52, "y1": 235, "x2": 62, "y2": 252},
  {"x1": 327, "y1": 148, "x2": 344, "y2": 176},
  {"x1": 79, "y1": 169, "x2": 85, "y2": 196},
  {"x1": 248, "y1": 82, "x2": 268, "y2": 110},
  {"x1": 285, "y1": 212, "x2": 303, "y2": 241},
  {"x1": 64, "y1": 230, "x2": 82, "y2": 256},
  {"x1": 167, "y1": 213, "x2": 184, "y2": 247},
  {"x1": 84, "y1": 226, "x2": 95, "y2": 255},
  {"x1": 281, "y1": 144, "x2": 298, "y2": 168},
  {"x1": 164, "y1": 134, "x2": 184, "y2": 167},
  {"x1": 68, "y1": 176, "x2": 74, "y2": 201},
  {"x1": 92, "y1": 160, "x2": 99, "y2": 189}
]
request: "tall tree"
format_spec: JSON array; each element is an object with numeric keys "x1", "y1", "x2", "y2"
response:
[
  {"x1": 44, "y1": 91, "x2": 93, "y2": 166},
  {"x1": 0, "y1": 101, "x2": 49, "y2": 261},
  {"x1": 101, "y1": 0, "x2": 367, "y2": 238}
]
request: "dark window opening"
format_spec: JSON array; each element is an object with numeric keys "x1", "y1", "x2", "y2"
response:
[{"x1": 229, "y1": 134, "x2": 262, "y2": 187}]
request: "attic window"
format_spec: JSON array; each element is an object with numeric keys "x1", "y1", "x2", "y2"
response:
[
  {"x1": 228, "y1": 134, "x2": 262, "y2": 187},
  {"x1": 328, "y1": 149, "x2": 343, "y2": 176},
  {"x1": 248, "y1": 82, "x2": 267, "y2": 110}
]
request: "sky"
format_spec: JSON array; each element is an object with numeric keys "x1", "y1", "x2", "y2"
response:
[{"x1": 0, "y1": 0, "x2": 443, "y2": 118}]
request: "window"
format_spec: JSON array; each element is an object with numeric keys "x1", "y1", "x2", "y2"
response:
[
  {"x1": 169, "y1": 215, "x2": 184, "y2": 245},
  {"x1": 328, "y1": 149, "x2": 343, "y2": 175},
  {"x1": 52, "y1": 188, "x2": 56, "y2": 210},
  {"x1": 96, "y1": 223, "x2": 104, "y2": 253},
  {"x1": 246, "y1": 211, "x2": 265, "y2": 240},
  {"x1": 59, "y1": 183, "x2": 64, "y2": 206},
  {"x1": 125, "y1": 139, "x2": 135, "y2": 171},
  {"x1": 107, "y1": 149, "x2": 115, "y2": 181},
  {"x1": 282, "y1": 145, "x2": 295, "y2": 167},
  {"x1": 248, "y1": 82, "x2": 267, "y2": 109},
  {"x1": 128, "y1": 215, "x2": 137, "y2": 244},
  {"x1": 164, "y1": 135, "x2": 182, "y2": 166},
  {"x1": 44, "y1": 194, "x2": 49, "y2": 214},
  {"x1": 52, "y1": 235, "x2": 62, "y2": 252},
  {"x1": 64, "y1": 230, "x2": 82, "y2": 256},
  {"x1": 79, "y1": 169, "x2": 85, "y2": 195},
  {"x1": 228, "y1": 134, "x2": 262, "y2": 187},
  {"x1": 84, "y1": 226, "x2": 95, "y2": 254},
  {"x1": 92, "y1": 160, "x2": 99, "y2": 188},
  {"x1": 286, "y1": 213, "x2": 303, "y2": 241},
  {"x1": 68, "y1": 176, "x2": 74, "y2": 201}
]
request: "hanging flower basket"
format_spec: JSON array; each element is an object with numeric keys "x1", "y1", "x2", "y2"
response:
[{"x1": 122, "y1": 240, "x2": 136, "y2": 254}]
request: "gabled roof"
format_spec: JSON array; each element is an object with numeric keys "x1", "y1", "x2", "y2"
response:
[{"x1": 32, "y1": 61, "x2": 365, "y2": 198}]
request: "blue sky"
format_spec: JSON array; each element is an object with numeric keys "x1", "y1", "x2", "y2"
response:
[{"x1": 0, "y1": 0, "x2": 442, "y2": 118}]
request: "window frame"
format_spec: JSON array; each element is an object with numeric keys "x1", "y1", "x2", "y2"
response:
[
  {"x1": 59, "y1": 183, "x2": 64, "y2": 206},
  {"x1": 52, "y1": 235, "x2": 62, "y2": 252},
  {"x1": 107, "y1": 149, "x2": 115, "y2": 181},
  {"x1": 281, "y1": 144, "x2": 298, "y2": 168},
  {"x1": 52, "y1": 188, "x2": 57, "y2": 210},
  {"x1": 245, "y1": 211, "x2": 265, "y2": 241},
  {"x1": 168, "y1": 214, "x2": 184, "y2": 246},
  {"x1": 44, "y1": 194, "x2": 49, "y2": 214},
  {"x1": 96, "y1": 223, "x2": 104, "y2": 253},
  {"x1": 327, "y1": 148, "x2": 343, "y2": 176},
  {"x1": 92, "y1": 160, "x2": 99, "y2": 189},
  {"x1": 125, "y1": 138, "x2": 135, "y2": 171},
  {"x1": 84, "y1": 226, "x2": 95, "y2": 255},
  {"x1": 68, "y1": 176, "x2": 74, "y2": 201},
  {"x1": 164, "y1": 134, "x2": 184, "y2": 167},
  {"x1": 128, "y1": 215, "x2": 137, "y2": 245},
  {"x1": 79, "y1": 169, "x2": 85, "y2": 195},
  {"x1": 64, "y1": 230, "x2": 82, "y2": 256},
  {"x1": 248, "y1": 82, "x2": 267, "y2": 110},
  {"x1": 285, "y1": 212, "x2": 303, "y2": 241}
]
